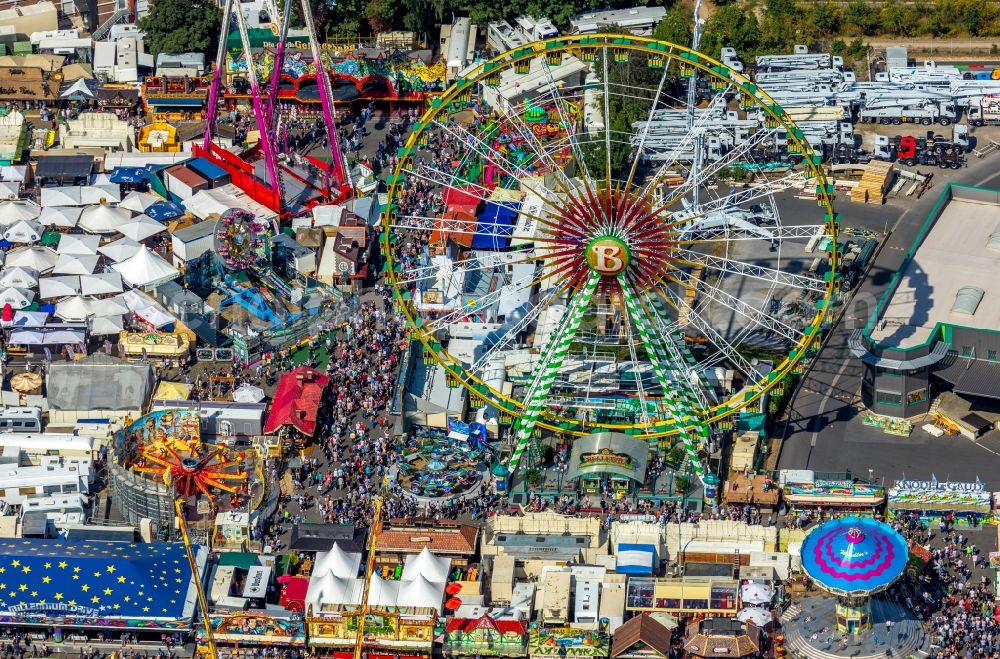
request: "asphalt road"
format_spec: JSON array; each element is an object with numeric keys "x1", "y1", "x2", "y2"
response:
[{"x1": 776, "y1": 153, "x2": 1000, "y2": 487}]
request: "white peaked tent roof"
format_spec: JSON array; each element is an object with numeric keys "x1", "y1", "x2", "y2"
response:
[
  {"x1": 0, "y1": 287, "x2": 33, "y2": 309},
  {"x1": 60, "y1": 78, "x2": 94, "y2": 99},
  {"x1": 6, "y1": 246, "x2": 57, "y2": 274},
  {"x1": 313, "y1": 543, "x2": 362, "y2": 580},
  {"x1": 111, "y1": 246, "x2": 179, "y2": 288},
  {"x1": 3, "y1": 219, "x2": 41, "y2": 243},
  {"x1": 0, "y1": 200, "x2": 41, "y2": 224},
  {"x1": 38, "y1": 205, "x2": 82, "y2": 228},
  {"x1": 305, "y1": 572, "x2": 364, "y2": 609},
  {"x1": 736, "y1": 607, "x2": 772, "y2": 626},
  {"x1": 57, "y1": 233, "x2": 100, "y2": 255},
  {"x1": 39, "y1": 276, "x2": 81, "y2": 299},
  {"x1": 118, "y1": 214, "x2": 166, "y2": 242},
  {"x1": 400, "y1": 546, "x2": 451, "y2": 583},
  {"x1": 89, "y1": 314, "x2": 124, "y2": 335},
  {"x1": 119, "y1": 191, "x2": 163, "y2": 213},
  {"x1": 740, "y1": 582, "x2": 774, "y2": 605},
  {"x1": 53, "y1": 253, "x2": 99, "y2": 275},
  {"x1": 233, "y1": 384, "x2": 266, "y2": 403},
  {"x1": 367, "y1": 573, "x2": 401, "y2": 609},
  {"x1": 79, "y1": 203, "x2": 132, "y2": 234},
  {"x1": 80, "y1": 184, "x2": 122, "y2": 205},
  {"x1": 80, "y1": 272, "x2": 123, "y2": 296},
  {"x1": 92, "y1": 295, "x2": 129, "y2": 316},
  {"x1": 397, "y1": 574, "x2": 444, "y2": 612},
  {"x1": 54, "y1": 295, "x2": 94, "y2": 321},
  {"x1": 0, "y1": 266, "x2": 38, "y2": 289},
  {"x1": 0, "y1": 182, "x2": 19, "y2": 200},
  {"x1": 40, "y1": 186, "x2": 83, "y2": 207},
  {"x1": 99, "y1": 236, "x2": 141, "y2": 262}
]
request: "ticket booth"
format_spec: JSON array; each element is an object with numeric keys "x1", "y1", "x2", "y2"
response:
[{"x1": 566, "y1": 432, "x2": 649, "y2": 499}]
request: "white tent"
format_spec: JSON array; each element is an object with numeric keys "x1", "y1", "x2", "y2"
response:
[
  {"x1": 400, "y1": 546, "x2": 451, "y2": 583},
  {"x1": 57, "y1": 233, "x2": 100, "y2": 255},
  {"x1": 38, "y1": 206, "x2": 82, "y2": 228},
  {"x1": 186, "y1": 188, "x2": 243, "y2": 220},
  {"x1": 79, "y1": 204, "x2": 131, "y2": 234},
  {"x1": 0, "y1": 200, "x2": 41, "y2": 224},
  {"x1": 0, "y1": 182, "x2": 19, "y2": 201},
  {"x1": 0, "y1": 287, "x2": 34, "y2": 308},
  {"x1": 89, "y1": 314, "x2": 124, "y2": 335},
  {"x1": 80, "y1": 184, "x2": 122, "y2": 205},
  {"x1": 740, "y1": 583, "x2": 774, "y2": 606},
  {"x1": 313, "y1": 544, "x2": 362, "y2": 580},
  {"x1": 39, "y1": 276, "x2": 81, "y2": 299},
  {"x1": 736, "y1": 607, "x2": 772, "y2": 627},
  {"x1": 119, "y1": 191, "x2": 163, "y2": 214},
  {"x1": 80, "y1": 272, "x2": 123, "y2": 296},
  {"x1": 60, "y1": 78, "x2": 94, "y2": 99},
  {"x1": 93, "y1": 295, "x2": 129, "y2": 316},
  {"x1": 6, "y1": 247, "x2": 58, "y2": 274},
  {"x1": 0, "y1": 266, "x2": 37, "y2": 289},
  {"x1": 40, "y1": 186, "x2": 83, "y2": 207},
  {"x1": 3, "y1": 219, "x2": 42, "y2": 243},
  {"x1": 0, "y1": 166, "x2": 25, "y2": 183},
  {"x1": 367, "y1": 573, "x2": 401, "y2": 609},
  {"x1": 54, "y1": 295, "x2": 94, "y2": 321},
  {"x1": 233, "y1": 384, "x2": 266, "y2": 404},
  {"x1": 397, "y1": 574, "x2": 444, "y2": 612},
  {"x1": 98, "y1": 236, "x2": 141, "y2": 262},
  {"x1": 53, "y1": 253, "x2": 99, "y2": 275},
  {"x1": 118, "y1": 214, "x2": 166, "y2": 241},
  {"x1": 112, "y1": 246, "x2": 179, "y2": 288},
  {"x1": 305, "y1": 572, "x2": 364, "y2": 609},
  {"x1": 12, "y1": 310, "x2": 50, "y2": 327}
]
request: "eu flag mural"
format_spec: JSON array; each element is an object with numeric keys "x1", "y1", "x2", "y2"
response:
[{"x1": 0, "y1": 539, "x2": 200, "y2": 625}]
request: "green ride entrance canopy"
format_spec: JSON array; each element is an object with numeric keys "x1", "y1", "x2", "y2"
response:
[{"x1": 565, "y1": 432, "x2": 649, "y2": 483}]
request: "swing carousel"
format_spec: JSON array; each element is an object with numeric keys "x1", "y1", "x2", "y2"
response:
[{"x1": 391, "y1": 428, "x2": 490, "y2": 503}]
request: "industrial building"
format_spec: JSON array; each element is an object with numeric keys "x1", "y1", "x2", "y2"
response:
[{"x1": 852, "y1": 183, "x2": 1000, "y2": 419}]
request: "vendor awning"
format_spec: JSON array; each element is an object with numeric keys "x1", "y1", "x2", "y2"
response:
[
  {"x1": 616, "y1": 543, "x2": 656, "y2": 575},
  {"x1": 146, "y1": 98, "x2": 204, "y2": 107},
  {"x1": 109, "y1": 167, "x2": 150, "y2": 184}
]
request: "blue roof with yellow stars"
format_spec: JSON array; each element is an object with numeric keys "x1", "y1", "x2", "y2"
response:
[{"x1": 0, "y1": 539, "x2": 200, "y2": 620}]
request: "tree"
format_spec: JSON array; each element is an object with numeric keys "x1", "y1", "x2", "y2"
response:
[
  {"x1": 846, "y1": 1, "x2": 880, "y2": 35},
  {"x1": 365, "y1": 0, "x2": 401, "y2": 33},
  {"x1": 811, "y1": 2, "x2": 841, "y2": 35},
  {"x1": 700, "y1": 4, "x2": 760, "y2": 58},
  {"x1": 653, "y1": 4, "x2": 693, "y2": 46},
  {"x1": 138, "y1": 0, "x2": 220, "y2": 57}
]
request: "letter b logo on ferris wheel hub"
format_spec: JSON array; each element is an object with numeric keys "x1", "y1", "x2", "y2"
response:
[{"x1": 586, "y1": 236, "x2": 631, "y2": 276}]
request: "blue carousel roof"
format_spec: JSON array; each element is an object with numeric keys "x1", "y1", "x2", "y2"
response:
[{"x1": 800, "y1": 516, "x2": 908, "y2": 596}]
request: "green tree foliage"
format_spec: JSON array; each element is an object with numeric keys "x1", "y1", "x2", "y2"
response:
[
  {"x1": 700, "y1": 4, "x2": 760, "y2": 58},
  {"x1": 846, "y1": 1, "x2": 880, "y2": 35},
  {"x1": 652, "y1": 4, "x2": 693, "y2": 46},
  {"x1": 138, "y1": 0, "x2": 221, "y2": 57}
]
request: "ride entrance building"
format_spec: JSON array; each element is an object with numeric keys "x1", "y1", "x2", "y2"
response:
[{"x1": 852, "y1": 183, "x2": 1000, "y2": 419}]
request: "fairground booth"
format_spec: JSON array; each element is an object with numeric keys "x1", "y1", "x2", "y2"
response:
[
  {"x1": 0, "y1": 538, "x2": 206, "y2": 643},
  {"x1": 565, "y1": 433, "x2": 649, "y2": 500},
  {"x1": 780, "y1": 470, "x2": 885, "y2": 517},
  {"x1": 887, "y1": 477, "x2": 992, "y2": 526}
]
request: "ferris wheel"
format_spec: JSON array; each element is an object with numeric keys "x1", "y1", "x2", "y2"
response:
[{"x1": 381, "y1": 34, "x2": 840, "y2": 481}]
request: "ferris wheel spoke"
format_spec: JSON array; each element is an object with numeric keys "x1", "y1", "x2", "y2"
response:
[
  {"x1": 624, "y1": 62, "x2": 671, "y2": 193},
  {"x1": 650, "y1": 126, "x2": 780, "y2": 215},
  {"x1": 494, "y1": 98, "x2": 575, "y2": 192},
  {"x1": 641, "y1": 284, "x2": 764, "y2": 383},
  {"x1": 674, "y1": 224, "x2": 831, "y2": 245},
  {"x1": 674, "y1": 249, "x2": 828, "y2": 292},
  {"x1": 637, "y1": 90, "x2": 732, "y2": 200},
  {"x1": 664, "y1": 267, "x2": 805, "y2": 343},
  {"x1": 618, "y1": 292, "x2": 653, "y2": 428},
  {"x1": 507, "y1": 272, "x2": 601, "y2": 474}
]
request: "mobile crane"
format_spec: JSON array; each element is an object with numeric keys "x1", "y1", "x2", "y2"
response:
[{"x1": 176, "y1": 498, "x2": 219, "y2": 659}]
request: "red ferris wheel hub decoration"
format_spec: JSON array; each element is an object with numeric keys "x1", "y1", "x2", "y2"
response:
[{"x1": 537, "y1": 183, "x2": 679, "y2": 296}]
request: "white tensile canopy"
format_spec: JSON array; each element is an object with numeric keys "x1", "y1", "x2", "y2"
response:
[
  {"x1": 37, "y1": 205, "x2": 83, "y2": 228},
  {"x1": 0, "y1": 287, "x2": 34, "y2": 308},
  {"x1": 40, "y1": 186, "x2": 83, "y2": 207},
  {"x1": 39, "y1": 276, "x2": 81, "y2": 299},
  {"x1": 118, "y1": 214, "x2": 166, "y2": 242},
  {"x1": 54, "y1": 295, "x2": 94, "y2": 321},
  {"x1": 80, "y1": 184, "x2": 122, "y2": 205},
  {"x1": 89, "y1": 314, "x2": 125, "y2": 335},
  {"x1": 740, "y1": 582, "x2": 775, "y2": 606},
  {"x1": 313, "y1": 543, "x2": 362, "y2": 580},
  {"x1": 6, "y1": 246, "x2": 58, "y2": 274},
  {"x1": 119, "y1": 191, "x2": 163, "y2": 214},
  {"x1": 57, "y1": 233, "x2": 101, "y2": 255},
  {"x1": 79, "y1": 204, "x2": 132, "y2": 234},
  {"x1": 53, "y1": 253, "x2": 99, "y2": 275},
  {"x1": 0, "y1": 266, "x2": 38, "y2": 289},
  {"x1": 400, "y1": 546, "x2": 451, "y2": 583},
  {"x1": 98, "y1": 236, "x2": 141, "y2": 262},
  {"x1": 737, "y1": 607, "x2": 773, "y2": 627},
  {"x1": 396, "y1": 574, "x2": 444, "y2": 612},
  {"x1": 3, "y1": 219, "x2": 41, "y2": 243},
  {"x1": 0, "y1": 200, "x2": 41, "y2": 224},
  {"x1": 111, "y1": 246, "x2": 179, "y2": 288},
  {"x1": 233, "y1": 384, "x2": 266, "y2": 403},
  {"x1": 80, "y1": 272, "x2": 123, "y2": 296}
]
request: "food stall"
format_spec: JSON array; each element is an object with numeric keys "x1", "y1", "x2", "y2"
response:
[
  {"x1": 886, "y1": 478, "x2": 992, "y2": 526},
  {"x1": 780, "y1": 470, "x2": 884, "y2": 516}
]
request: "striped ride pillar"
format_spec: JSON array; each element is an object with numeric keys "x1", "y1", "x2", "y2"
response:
[
  {"x1": 618, "y1": 278, "x2": 708, "y2": 482},
  {"x1": 507, "y1": 272, "x2": 600, "y2": 474}
]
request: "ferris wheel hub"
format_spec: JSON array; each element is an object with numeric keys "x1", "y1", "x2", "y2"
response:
[{"x1": 585, "y1": 235, "x2": 631, "y2": 276}]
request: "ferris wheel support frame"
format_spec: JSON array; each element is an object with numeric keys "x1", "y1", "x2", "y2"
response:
[{"x1": 383, "y1": 34, "x2": 841, "y2": 443}]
